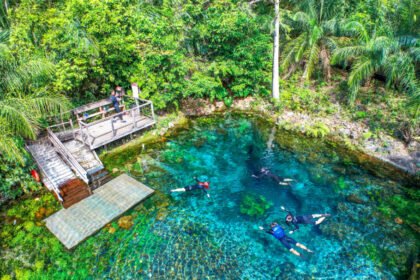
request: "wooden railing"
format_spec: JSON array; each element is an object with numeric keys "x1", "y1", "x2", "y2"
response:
[
  {"x1": 25, "y1": 143, "x2": 64, "y2": 202},
  {"x1": 47, "y1": 128, "x2": 89, "y2": 184},
  {"x1": 78, "y1": 99, "x2": 155, "y2": 149}
]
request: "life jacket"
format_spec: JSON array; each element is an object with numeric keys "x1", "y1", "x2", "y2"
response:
[
  {"x1": 199, "y1": 182, "x2": 210, "y2": 189},
  {"x1": 271, "y1": 225, "x2": 285, "y2": 239},
  {"x1": 30, "y1": 169, "x2": 40, "y2": 182}
]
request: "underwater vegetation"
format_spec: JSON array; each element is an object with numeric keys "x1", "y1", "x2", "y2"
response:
[
  {"x1": 240, "y1": 193, "x2": 273, "y2": 218},
  {"x1": 1, "y1": 114, "x2": 418, "y2": 279}
]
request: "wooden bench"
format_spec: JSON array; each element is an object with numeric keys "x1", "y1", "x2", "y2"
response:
[{"x1": 73, "y1": 99, "x2": 125, "y2": 122}]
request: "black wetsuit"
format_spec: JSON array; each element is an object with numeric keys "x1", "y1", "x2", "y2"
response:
[
  {"x1": 185, "y1": 179, "x2": 209, "y2": 195},
  {"x1": 286, "y1": 211, "x2": 314, "y2": 231},
  {"x1": 254, "y1": 169, "x2": 286, "y2": 183},
  {"x1": 110, "y1": 95, "x2": 122, "y2": 120}
]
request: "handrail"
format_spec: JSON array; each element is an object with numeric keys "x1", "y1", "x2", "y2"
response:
[
  {"x1": 80, "y1": 101, "x2": 152, "y2": 128},
  {"x1": 47, "y1": 128, "x2": 89, "y2": 184},
  {"x1": 25, "y1": 144, "x2": 64, "y2": 202},
  {"x1": 48, "y1": 121, "x2": 71, "y2": 129}
]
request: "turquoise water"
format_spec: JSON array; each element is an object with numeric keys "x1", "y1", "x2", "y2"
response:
[{"x1": 104, "y1": 115, "x2": 418, "y2": 279}]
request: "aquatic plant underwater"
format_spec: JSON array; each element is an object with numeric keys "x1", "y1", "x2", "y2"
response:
[{"x1": 1, "y1": 115, "x2": 418, "y2": 279}]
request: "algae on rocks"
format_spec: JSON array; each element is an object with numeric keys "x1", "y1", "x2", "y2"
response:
[{"x1": 239, "y1": 193, "x2": 273, "y2": 218}]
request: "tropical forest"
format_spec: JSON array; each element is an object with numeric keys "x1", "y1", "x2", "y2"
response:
[{"x1": 0, "y1": 0, "x2": 419, "y2": 279}]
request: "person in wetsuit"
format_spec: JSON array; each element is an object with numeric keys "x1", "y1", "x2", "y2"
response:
[
  {"x1": 252, "y1": 167, "x2": 295, "y2": 186},
  {"x1": 281, "y1": 206, "x2": 330, "y2": 234},
  {"x1": 259, "y1": 222, "x2": 313, "y2": 257},
  {"x1": 170, "y1": 177, "x2": 210, "y2": 198}
]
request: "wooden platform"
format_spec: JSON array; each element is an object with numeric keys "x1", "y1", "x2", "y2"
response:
[
  {"x1": 44, "y1": 174, "x2": 154, "y2": 249},
  {"x1": 77, "y1": 115, "x2": 155, "y2": 150}
]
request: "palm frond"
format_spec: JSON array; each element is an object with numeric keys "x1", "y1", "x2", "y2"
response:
[
  {"x1": 292, "y1": 11, "x2": 311, "y2": 29},
  {"x1": 409, "y1": 47, "x2": 420, "y2": 62},
  {"x1": 332, "y1": 46, "x2": 366, "y2": 64},
  {"x1": 398, "y1": 36, "x2": 418, "y2": 48},
  {"x1": 341, "y1": 21, "x2": 369, "y2": 43},
  {"x1": 0, "y1": 132, "x2": 25, "y2": 165},
  {"x1": 348, "y1": 56, "x2": 375, "y2": 95},
  {"x1": 304, "y1": 43, "x2": 319, "y2": 80},
  {"x1": 0, "y1": 100, "x2": 37, "y2": 139},
  {"x1": 2, "y1": 58, "x2": 55, "y2": 95},
  {"x1": 24, "y1": 93, "x2": 70, "y2": 114},
  {"x1": 383, "y1": 52, "x2": 416, "y2": 91}
]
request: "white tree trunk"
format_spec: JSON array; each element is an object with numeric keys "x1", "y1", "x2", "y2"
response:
[{"x1": 272, "y1": 0, "x2": 280, "y2": 99}]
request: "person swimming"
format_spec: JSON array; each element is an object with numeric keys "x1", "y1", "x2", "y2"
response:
[
  {"x1": 170, "y1": 176, "x2": 210, "y2": 198},
  {"x1": 259, "y1": 222, "x2": 313, "y2": 257},
  {"x1": 281, "y1": 206, "x2": 330, "y2": 234},
  {"x1": 252, "y1": 167, "x2": 295, "y2": 186}
]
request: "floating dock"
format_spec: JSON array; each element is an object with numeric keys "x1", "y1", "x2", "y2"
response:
[{"x1": 44, "y1": 174, "x2": 154, "y2": 249}]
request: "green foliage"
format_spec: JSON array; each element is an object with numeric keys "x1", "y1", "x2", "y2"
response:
[
  {"x1": 279, "y1": 78, "x2": 336, "y2": 114},
  {"x1": 304, "y1": 122, "x2": 330, "y2": 138},
  {"x1": 0, "y1": 152, "x2": 41, "y2": 206},
  {"x1": 240, "y1": 193, "x2": 273, "y2": 218},
  {"x1": 7, "y1": 0, "x2": 272, "y2": 109}
]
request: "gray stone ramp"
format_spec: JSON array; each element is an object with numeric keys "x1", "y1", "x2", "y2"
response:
[{"x1": 45, "y1": 174, "x2": 154, "y2": 249}]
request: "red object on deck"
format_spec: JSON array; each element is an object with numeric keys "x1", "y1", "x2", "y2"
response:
[{"x1": 30, "y1": 169, "x2": 40, "y2": 182}]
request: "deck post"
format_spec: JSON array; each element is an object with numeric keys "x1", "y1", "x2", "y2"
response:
[
  {"x1": 111, "y1": 119, "x2": 116, "y2": 137},
  {"x1": 69, "y1": 119, "x2": 75, "y2": 140},
  {"x1": 79, "y1": 122, "x2": 86, "y2": 146},
  {"x1": 131, "y1": 107, "x2": 136, "y2": 129},
  {"x1": 151, "y1": 102, "x2": 156, "y2": 122}
]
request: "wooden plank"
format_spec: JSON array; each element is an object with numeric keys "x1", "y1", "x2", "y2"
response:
[
  {"x1": 91, "y1": 120, "x2": 155, "y2": 149},
  {"x1": 72, "y1": 99, "x2": 112, "y2": 114},
  {"x1": 44, "y1": 174, "x2": 154, "y2": 249}
]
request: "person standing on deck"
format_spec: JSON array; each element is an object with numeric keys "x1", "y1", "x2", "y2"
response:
[
  {"x1": 171, "y1": 176, "x2": 210, "y2": 198},
  {"x1": 110, "y1": 90, "x2": 125, "y2": 122},
  {"x1": 259, "y1": 222, "x2": 313, "y2": 257}
]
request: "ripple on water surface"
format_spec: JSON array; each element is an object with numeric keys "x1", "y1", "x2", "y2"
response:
[{"x1": 105, "y1": 116, "x2": 418, "y2": 279}]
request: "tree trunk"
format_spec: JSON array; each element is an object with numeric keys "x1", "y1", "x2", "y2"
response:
[{"x1": 272, "y1": 0, "x2": 280, "y2": 99}]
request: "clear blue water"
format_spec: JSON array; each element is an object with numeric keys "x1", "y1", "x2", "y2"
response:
[{"x1": 102, "y1": 115, "x2": 418, "y2": 279}]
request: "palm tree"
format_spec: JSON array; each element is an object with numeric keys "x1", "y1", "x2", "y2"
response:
[
  {"x1": 332, "y1": 21, "x2": 419, "y2": 104},
  {"x1": 280, "y1": 0, "x2": 341, "y2": 82},
  {"x1": 0, "y1": 31, "x2": 69, "y2": 164}
]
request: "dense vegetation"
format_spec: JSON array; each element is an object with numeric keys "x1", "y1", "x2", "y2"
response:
[{"x1": 0, "y1": 0, "x2": 418, "y2": 201}]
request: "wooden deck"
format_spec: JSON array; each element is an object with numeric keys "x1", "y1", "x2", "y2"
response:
[
  {"x1": 78, "y1": 115, "x2": 155, "y2": 150},
  {"x1": 44, "y1": 174, "x2": 154, "y2": 249}
]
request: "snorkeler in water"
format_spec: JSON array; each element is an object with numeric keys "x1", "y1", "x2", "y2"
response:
[
  {"x1": 281, "y1": 206, "x2": 330, "y2": 234},
  {"x1": 170, "y1": 176, "x2": 210, "y2": 198},
  {"x1": 252, "y1": 167, "x2": 295, "y2": 186},
  {"x1": 259, "y1": 222, "x2": 313, "y2": 257}
]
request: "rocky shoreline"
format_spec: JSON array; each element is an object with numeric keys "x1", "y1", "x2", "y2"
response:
[{"x1": 180, "y1": 97, "x2": 419, "y2": 185}]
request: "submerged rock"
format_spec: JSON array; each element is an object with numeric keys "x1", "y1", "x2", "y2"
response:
[
  {"x1": 118, "y1": 215, "x2": 134, "y2": 230},
  {"x1": 394, "y1": 217, "x2": 404, "y2": 224},
  {"x1": 346, "y1": 194, "x2": 366, "y2": 204}
]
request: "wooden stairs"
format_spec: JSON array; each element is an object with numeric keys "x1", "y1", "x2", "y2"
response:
[
  {"x1": 27, "y1": 138, "x2": 111, "y2": 208},
  {"x1": 59, "y1": 178, "x2": 91, "y2": 208},
  {"x1": 27, "y1": 141, "x2": 76, "y2": 192}
]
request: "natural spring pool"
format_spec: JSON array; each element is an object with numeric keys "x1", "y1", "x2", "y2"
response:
[{"x1": 1, "y1": 114, "x2": 418, "y2": 279}]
